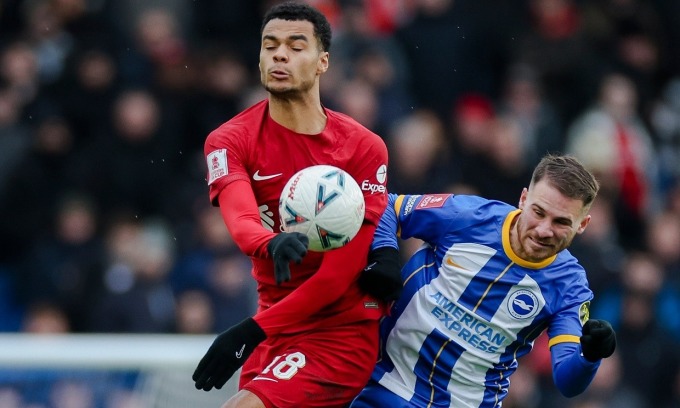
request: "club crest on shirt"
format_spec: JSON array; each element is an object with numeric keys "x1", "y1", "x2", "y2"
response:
[
  {"x1": 579, "y1": 301, "x2": 590, "y2": 326},
  {"x1": 207, "y1": 149, "x2": 228, "y2": 185},
  {"x1": 507, "y1": 289, "x2": 540, "y2": 319}
]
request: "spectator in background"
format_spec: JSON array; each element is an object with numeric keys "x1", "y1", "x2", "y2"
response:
[
  {"x1": 206, "y1": 253, "x2": 257, "y2": 332},
  {"x1": 18, "y1": 193, "x2": 104, "y2": 332},
  {"x1": 580, "y1": 0, "x2": 668, "y2": 111},
  {"x1": 0, "y1": 85, "x2": 31, "y2": 195},
  {"x1": 73, "y1": 88, "x2": 185, "y2": 222},
  {"x1": 664, "y1": 366, "x2": 680, "y2": 408},
  {"x1": 394, "y1": 0, "x2": 517, "y2": 119},
  {"x1": 123, "y1": 7, "x2": 190, "y2": 91},
  {"x1": 472, "y1": 114, "x2": 534, "y2": 205},
  {"x1": 592, "y1": 251, "x2": 680, "y2": 406},
  {"x1": 188, "y1": 45, "x2": 252, "y2": 153},
  {"x1": 502, "y1": 364, "x2": 544, "y2": 408},
  {"x1": 566, "y1": 72, "x2": 658, "y2": 249},
  {"x1": 645, "y1": 210, "x2": 680, "y2": 279},
  {"x1": 497, "y1": 62, "x2": 565, "y2": 166},
  {"x1": 386, "y1": 109, "x2": 457, "y2": 195},
  {"x1": 330, "y1": 0, "x2": 413, "y2": 129},
  {"x1": 53, "y1": 46, "x2": 119, "y2": 147},
  {"x1": 513, "y1": 0, "x2": 602, "y2": 124},
  {"x1": 568, "y1": 195, "x2": 625, "y2": 296},
  {"x1": 0, "y1": 388, "x2": 23, "y2": 408},
  {"x1": 332, "y1": 77, "x2": 382, "y2": 133},
  {"x1": 170, "y1": 200, "x2": 241, "y2": 292},
  {"x1": 563, "y1": 351, "x2": 649, "y2": 408},
  {"x1": 90, "y1": 217, "x2": 176, "y2": 333},
  {"x1": 643, "y1": 210, "x2": 680, "y2": 336},
  {"x1": 650, "y1": 77, "x2": 680, "y2": 194},
  {"x1": 190, "y1": 0, "x2": 261, "y2": 60},
  {"x1": 21, "y1": 302, "x2": 71, "y2": 334},
  {"x1": 49, "y1": 380, "x2": 95, "y2": 408},
  {"x1": 169, "y1": 199, "x2": 256, "y2": 331},
  {"x1": 21, "y1": 0, "x2": 75, "y2": 85},
  {"x1": 0, "y1": 39, "x2": 43, "y2": 120},
  {"x1": 450, "y1": 92, "x2": 497, "y2": 195},
  {"x1": 174, "y1": 290, "x2": 214, "y2": 334},
  {"x1": 0, "y1": 115, "x2": 81, "y2": 263}
]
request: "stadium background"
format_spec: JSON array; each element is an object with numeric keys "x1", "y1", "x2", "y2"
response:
[{"x1": 0, "y1": 0, "x2": 679, "y2": 406}]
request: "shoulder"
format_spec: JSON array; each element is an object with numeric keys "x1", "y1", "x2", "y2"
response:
[
  {"x1": 206, "y1": 100, "x2": 268, "y2": 144},
  {"x1": 325, "y1": 107, "x2": 383, "y2": 142},
  {"x1": 399, "y1": 194, "x2": 507, "y2": 216},
  {"x1": 453, "y1": 195, "x2": 514, "y2": 218},
  {"x1": 550, "y1": 251, "x2": 592, "y2": 290}
]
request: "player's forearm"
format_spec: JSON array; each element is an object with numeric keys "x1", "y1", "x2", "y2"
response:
[
  {"x1": 254, "y1": 224, "x2": 374, "y2": 335},
  {"x1": 218, "y1": 180, "x2": 274, "y2": 259},
  {"x1": 371, "y1": 193, "x2": 399, "y2": 250},
  {"x1": 551, "y1": 342, "x2": 600, "y2": 397}
]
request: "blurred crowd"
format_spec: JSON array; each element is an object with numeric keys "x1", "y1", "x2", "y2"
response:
[{"x1": 1, "y1": 0, "x2": 680, "y2": 406}]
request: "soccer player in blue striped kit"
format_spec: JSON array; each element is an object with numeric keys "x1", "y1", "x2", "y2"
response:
[{"x1": 351, "y1": 154, "x2": 616, "y2": 408}]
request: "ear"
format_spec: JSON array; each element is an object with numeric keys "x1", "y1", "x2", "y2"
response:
[
  {"x1": 317, "y1": 51, "x2": 329, "y2": 75},
  {"x1": 576, "y1": 214, "x2": 591, "y2": 235},
  {"x1": 518, "y1": 187, "x2": 528, "y2": 209}
]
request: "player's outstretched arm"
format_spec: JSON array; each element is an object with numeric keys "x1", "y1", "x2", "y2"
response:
[
  {"x1": 217, "y1": 179, "x2": 276, "y2": 259},
  {"x1": 253, "y1": 223, "x2": 376, "y2": 336},
  {"x1": 357, "y1": 193, "x2": 403, "y2": 302}
]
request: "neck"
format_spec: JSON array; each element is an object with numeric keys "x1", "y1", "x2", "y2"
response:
[{"x1": 268, "y1": 91, "x2": 326, "y2": 135}]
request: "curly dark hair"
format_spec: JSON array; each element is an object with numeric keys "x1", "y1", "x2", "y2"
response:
[{"x1": 261, "y1": 1, "x2": 332, "y2": 52}]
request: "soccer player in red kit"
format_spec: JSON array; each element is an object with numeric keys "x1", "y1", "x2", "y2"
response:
[{"x1": 192, "y1": 2, "x2": 397, "y2": 408}]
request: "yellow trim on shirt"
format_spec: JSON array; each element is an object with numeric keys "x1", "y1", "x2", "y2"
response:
[
  {"x1": 502, "y1": 209, "x2": 556, "y2": 269},
  {"x1": 394, "y1": 195, "x2": 406, "y2": 238},
  {"x1": 548, "y1": 335, "x2": 580, "y2": 348}
]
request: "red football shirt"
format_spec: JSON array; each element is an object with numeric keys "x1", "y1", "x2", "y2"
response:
[{"x1": 204, "y1": 99, "x2": 389, "y2": 335}]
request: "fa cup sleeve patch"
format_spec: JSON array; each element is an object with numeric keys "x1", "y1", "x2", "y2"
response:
[
  {"x1": 416, "y1": 194, "x2": 451, "y2": 210},
  {"x1": 207, "y1": 149, "x2": 228, "y2": 185}
]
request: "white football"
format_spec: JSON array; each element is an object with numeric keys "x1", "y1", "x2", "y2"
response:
[{"x1": 279, "y1": 165, "x2": 365, "y2": 252}]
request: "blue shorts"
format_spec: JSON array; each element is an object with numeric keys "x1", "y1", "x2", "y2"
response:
[{"x1": 349, "y1": 380, "x2": 413, "y2": 408}]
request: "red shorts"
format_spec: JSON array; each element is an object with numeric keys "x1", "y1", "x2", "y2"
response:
[{"x1": 240, "y1": 320, "x2": 379, "y2": 408}]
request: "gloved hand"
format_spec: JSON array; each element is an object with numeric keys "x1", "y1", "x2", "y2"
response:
[
  {"x1": 580, "y1": 319, "x2": 616, "y2": 362},
  {"x1": 358, "y1": 247, "x2": 403, "y2": 302},
  {"x1": 193, "y1": 317, "x2": 266, "y2": 391},
  {"x1": 267, "y1": 232, "x2": 309, "y2": 285}
]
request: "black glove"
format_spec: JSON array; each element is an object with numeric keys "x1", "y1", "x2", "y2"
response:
[
  {"x1": 193, "y1": 317, "x2": 266, "y2": 391},
  {"x1": 580, "y1": 319, "x2": 616, "y2": 362},
  {"x1": 267, "y1": 232, "x2": 309, "y2": 285},
  {"x1": 358, "y1": 247, "x2": 403, "y2": 302}
]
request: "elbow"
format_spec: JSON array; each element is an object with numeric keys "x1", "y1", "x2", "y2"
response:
[
  {"x1": 556, "y1": 384, "x2": 586, "y2": 399},
  {"x1": 552, "y1": 370, "x2": 589, "y2": 398}
]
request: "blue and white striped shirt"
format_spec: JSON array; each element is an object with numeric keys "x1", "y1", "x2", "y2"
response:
[{"x1": 365, "y1": 193, "x2": 599, "y2": 407}]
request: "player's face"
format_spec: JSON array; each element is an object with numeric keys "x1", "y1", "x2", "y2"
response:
[
  {"x1": 514, "y1": 179, "x2": 591, "y2": 262},
  {"x1": 259, "y1": 19, "x2": 329, "y2": 96}
]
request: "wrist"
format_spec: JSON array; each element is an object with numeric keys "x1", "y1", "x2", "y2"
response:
[
  {"x1": 241, "y1": 317, "x2": 267, "y2": 343},
  {"x1": 369, "y1": 246, "x2": 400, "y2": 265}
]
